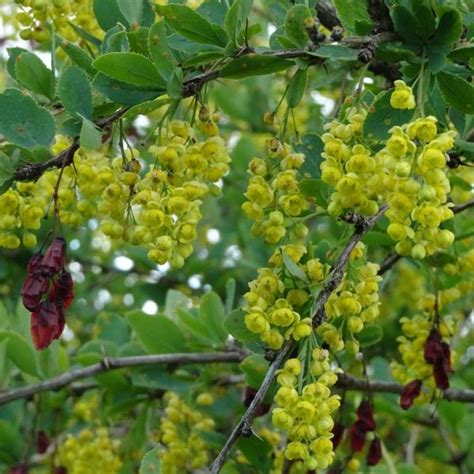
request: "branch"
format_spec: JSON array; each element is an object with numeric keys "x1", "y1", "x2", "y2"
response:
[
  {"x1": 336, "y1": 374, "x2": 474, "y2": 403},
  {"x1": 210, "y1": 342, "x2": 294, "y2": 474},
  {"x1": 210, "y1": 205, "x2": 389, "y2": 472},
  {"x1": 452, "y1": 198, "x2": 474, "y2": 214},
  {"x1": 312, "y1": 205, "x2": 388, "y2": 324},
  {"x1": 13, "y1": 107, "x2": 129, "y2": 182},
  {"x1": 182, "y1": 33, "x2": 396, "y2": 98},
  {"x1": 0, "y1": 351, "x2": 245, "y2": 407},
  {"x1": 378, "y1": 198, "x2": 474, "y2": 275}
]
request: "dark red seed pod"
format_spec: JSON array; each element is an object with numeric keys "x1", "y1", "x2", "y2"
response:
[
  {"x1": 331, "y1": 422, "x2": 345, "y2": 449},
  {"x1": 31, "y1": 301, "x2": 62, "y2": 351},
  {"x1": 49, "y1": 270, "x2": 74, "y2": 308},
  {"x1": 21, "y1": 274, "x2": 48, "y2": 311},
  {"x1": 400, "y1": 379, "x2": 423, "y2": 410},
  {"x1": 356, "y1": 400, "x2": 376, "y2": 431},
  {"x1": 41, "y1": 238, "x2": 67, "y2": 275},
  {"x1": 53, "y1": 468, "x2": 67, "y2": 474},
  {"x1": 424, "y1": 329, "x2": 443, "y2": 364},
  {"x1": 36, "y1": 430, "x2": 49, "y2": 454},
  {"x1": 433, "y1": 361, "x2": 450, "y2": 390},
  {"x1": 367, "y1": 437, "x2": 382, "y2": 466},
  {"x1": 27, "y1": 253, "x2": 44, "y2": 274},
  {"x1": 349, "y1": 419, "x2": 368, "y2": 452}
]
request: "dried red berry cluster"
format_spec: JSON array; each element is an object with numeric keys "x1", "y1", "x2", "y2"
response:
[
  {"x1": 424, "y1": 328, "x2": 452, "y2": 390},
  {"x1": 20, "y1": 238, "x2": 73, "y2": 351},
  {"x1": 349, "y1": 400, "x2": 382, "y2": 466},
  {"x1": 331, "y1": 400, "x2": 382, "y2": 467}
]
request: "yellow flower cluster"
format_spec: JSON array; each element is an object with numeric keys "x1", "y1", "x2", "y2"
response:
[
  {"x1": 319, "y1": 243, "x2": 381, "y2": 353},
  {"x1": 242, "y1": 139, "x2": 310, "y2": 244},
  {"x1": 13, "y1": 0, "x2": 102, "y2": 42},
  {"x1": 99, "y1": 120, "x2": 230, "y2": 267},
  {"x1": 320, "y1": 106, "x2": 457, "y2": 259},
  {"x1": 1, "y1": 122, "x2": 230, "y2": 268},
  {"x1": 384, "y1": 117, "x2": 456, "y2": 259},
  {"x1": 158, "y1": 392, "x2": 215, "y2": 474},
  {"x1": 320, "y1": 109, "x2": 385, "y2": 217},
  {"x1": 243, "y1": 245, "x2": 328, "y2": 349},
  {"x1": 271, "y1": 352, "x2": 340, "y2": 470},
  {"x1": 55, "y1": 427, "x2": 122, "y2": 474}
]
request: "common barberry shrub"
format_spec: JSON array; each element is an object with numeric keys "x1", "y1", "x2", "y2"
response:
[{"x1": 0, "y1": 0, "x2": 473, "y2": 473}]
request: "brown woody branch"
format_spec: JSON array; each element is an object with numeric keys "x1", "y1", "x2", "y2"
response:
[
  {"x1": 0, "y1": 351, "x2": 245, "y2": 407},
  {"x1": 182, "y1": 33, "x2": 396, "y2": 98},
  {"x1": 13, "y1": 107, "x2": 129, "y2": 182}
]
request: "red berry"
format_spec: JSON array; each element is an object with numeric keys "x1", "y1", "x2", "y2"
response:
[
  {"x1": 49, "y1": 270, "x2": 74, "y2": 308},
  {"x1": 367, "y1": 437, "x2": 382, "y2": 466},
  {"x1": 400, "y1": 379, "x2": 422, "y2": 410},
  {"x1": 30, "y1": 301, "x2": 63, "y2": 350},
  {"x1": 356, "y1": 400, "x2": 376, "y2": 431},
  {"x1": 36, "y1": 430, "x2": 49, "y2": 454},
  {"x1": 21, "y1": 274, "x2": 48, "y2": 311},
  {"x1": 349, "y1": 419, "x2": 368, "y2": 452},
  {"x1": 331, "y1": 422, "x2": 345, "y2": 449},
  {"x1": 41, "y1": 238, "x2": 67, "y2": 275}
]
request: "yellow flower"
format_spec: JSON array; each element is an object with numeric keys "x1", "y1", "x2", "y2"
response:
[{"x1": 390, "y1": 80, "x2": 416, "y2": 109}]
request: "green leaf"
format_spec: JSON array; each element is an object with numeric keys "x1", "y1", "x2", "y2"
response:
[
  {"x1": 237, "y1": 436, "x2": 272, "y2": 471},
  {"x1": 293, "y1": 133, "x2": 323, "y2": 179},
  {"x1": 175, "y1": 308, "x2": 216, "y2": 346},
  {"x1": 68, "y1": 21, "x2": 102, "y2": 47},
  {"x1": 6, "y1": 47, "x2": 28, "y2": 80},
  {"x1": 59, "y1": 39, "x2": 95, "y2": 76},
  {"x1": 356, "y1": 325, "x2": 383, "y2": 347},
  {"x1": 431, "y1": 7, "x2": 463, "y2": 45},
  {"x1": 140, "y1": 446, "x2": 161, "y2": 473},
  {"x1": 59, "y1": 66, "x2": 92, "y2": 119},
  {"x1": 123, "y1": 97, "x2": 173, "y2": 118},
  {"x1": 282, "y1": 252, "x2": 309, "y2": 283},
  {"x1": 156, "y1": 4, "x2": 228, "y2": 47},
  {"x1": 0, "y1": 88, "x2": 55, "y2": 149},
  {"x1": 127, "y1": 26, "x2": 150, "y2": 54},
  {"x1": 92, "y1": 73, "x2": 163, "y2": 106},
  {"x1": 93, "y1": 52, "x2": 164, "y2": 87},
  {"x1": 167, "y1": 66, "x2": 183, "y2": 99},
  {"x1": 117, "y1": 0, "x2": 143, "y2": 27},
  {"x1": 300, "y1": 178, "x2": 332, "y2": 207},
  {"x1": 0, "y1": 330, "x2": 40, "y2": 378},
  {"x1": 390, "y1": 6, "x2": 422, "y2": 45},
  {"x1": 93, "y1": 0, "x2": 128, "y2": 31},
  {"x1": 0, "y1": 339, "x2": 9, "y2": 384},
  {"x1": 240, "y1": 354, "x2": 269, "y2": 388},
  {"x1": 15, "y1": 52, "x2": 54, "y2": 99},
  {"x1": 219, "y1": 55, "x2": 293, "y2": 79},
  {"x1": 287, "y1": 68, "x2": 307, "y2": 108},
  {"x1": 0, "y1": 420, "x2": 23, "y2": 464},
  {"x1": 284, "y1": 5, "x2": 311, "y2": 47},
  {"x1": 225, "y1": 0, "x2": 253, "y2": 44},
  {"x1": 126, "y1": 310, "x2": 187, "y2": 354},
  {"x1": 0, "y1": 151, "x2": 15, "y2": 195},
  {"x1": 448, "y1": 44, "x2": 474, "y2": 62},
  {"x1": 80, "y1": 117, "x2": 102, "y2": 149},
  {"x1": 414, "y1": 5, "x2": 436, "y2": 41},
  {"x1": 436, "y1": 72, "x2": 474, "y2": 114},
  {"x1": 308, "y1": 45, "x2": 359, "y2": 61},
  {"x1": 363, "y1": 90, "x2": 415, "y2": 140},
  {"x1": 333, "y1": 0, "x2": 372, "y2": 35},
  {"x1": 149, "y1": 21, "x2": 174, "y2": 81},
  {"x1": 199, "y1": 291, "x2": 228, "y2": 345},
  {"x1": 164, "y1": 289, "x2": 189, "y2": 319}
]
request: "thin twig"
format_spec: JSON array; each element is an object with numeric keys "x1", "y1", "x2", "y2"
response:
[
  {"x1": 210, "y1": 342, "x2": 294, "y2": 474},
  {"x1": 14, "y1": 107, "x2": 129, "y2": 183},
  {"x1": 0, "y1": 352, "x2": 245, "y2": 407}
]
